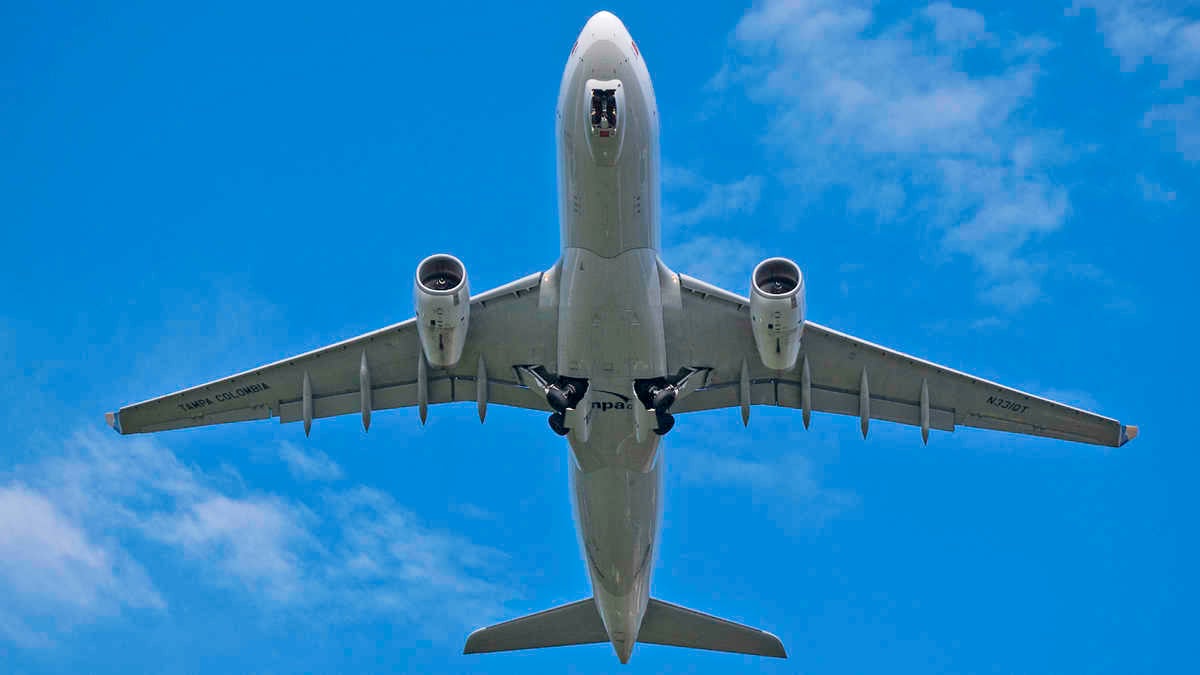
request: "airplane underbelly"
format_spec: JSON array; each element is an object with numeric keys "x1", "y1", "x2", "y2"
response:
[
  {"x1": 571, "y1": 458, "x2": 660, "y2": 642},
  {"x1": 557, "y1": 247, "x2": 666, "y2": 381}
]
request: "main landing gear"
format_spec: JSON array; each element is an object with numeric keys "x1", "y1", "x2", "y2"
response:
[
  {"x1": 545, "y1": 375, "x2": 587, "y2": 437},
  {"x1": 548, "y1": 412, "x2": 569, "y2": 436},
  {"x1": 637, "y1": 379, "x2": 680, "y2": 436}
]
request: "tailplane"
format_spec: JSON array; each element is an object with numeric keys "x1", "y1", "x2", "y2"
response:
[
  {"x1": 639, "y1": 598, "x2": 786, "y2": 658},
  {"x1": 463, "y1": 597, "x2": 786, "y2": 661},
  {"x1": 463, "y1": 598, "x2": 607, "y2": 654}
]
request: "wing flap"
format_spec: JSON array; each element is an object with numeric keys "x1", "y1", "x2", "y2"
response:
[
  {"x1": 673, "y1": 380, "x2": 956, "y2": 431},
  {"x1": 796, "y1": 383, "x2": 956, "y2": 431}
]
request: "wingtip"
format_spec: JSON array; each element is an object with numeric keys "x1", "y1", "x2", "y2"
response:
[
  {"x1": 104, "y1": 411, "x2": 123, "y2": 434},
  {"x1": 764, "y1": 631, "x2": 788, "y2": 659},
  {"x1": 1120, "y1": 424, "x2": 1139, "y2": 446}
]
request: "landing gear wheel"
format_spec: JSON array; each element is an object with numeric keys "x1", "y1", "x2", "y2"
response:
[
  {"x1": 653, "y1": 410, "x2": 675, "y2": 436},
  {"x1": 650, "y1": 386, "x2": 678, "y2": 411},
  {"x1": 548, "y1": 412, "x2": 569, "y2": 436},
  {"x1": 546, "y1": 386, "x2": 572, "y2": 414}
]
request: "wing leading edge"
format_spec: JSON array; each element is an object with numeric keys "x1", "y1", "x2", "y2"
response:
[
  {"x1": 107, "y1": 271, "x2": 557, "y2": 435},
  {"x1": 664, "y1": 270, "x2": 1137, "y2": 448}
]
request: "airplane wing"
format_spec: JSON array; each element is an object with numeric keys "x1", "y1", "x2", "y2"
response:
[
  {"x1": 107, "y1": 271, "x2": 557, "y2": 434},
  {"x1": 663, "y1": 272, "x2": 1137, "y2": 448}
]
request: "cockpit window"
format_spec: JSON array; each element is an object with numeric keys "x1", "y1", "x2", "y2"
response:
[{"x1": 590, "y1": 88, "x2": 617, "y2": 131}]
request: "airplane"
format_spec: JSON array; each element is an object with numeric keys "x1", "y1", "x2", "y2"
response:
[{"x1": 105, "y1": 10, "x2": 1138, "y2": 664}]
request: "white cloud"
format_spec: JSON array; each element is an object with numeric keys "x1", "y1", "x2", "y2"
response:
[
  {"x1": 278, "y1": 442, "x2": 344, "y2": 482},
  {"x1": 1073, "y1": 3, "x2": 1200, "y2": 164},
  {"x1": 0, "y1": 429, "x2": 511, "y2": 646},
  {"x1": 145, "y1": 494, "x2": 315, "y2": 602},
  {"x1": 923, "y1": 2, "x2": 990, "y2": 48},
  {"x1": 664, "y1": 235, "x2": 763, "y2": 291},
  {"x1": 674, "y1": 447, "x2": 858, "y2": 525},
  {"x1": 1073, "y1": 1, "x2": 1200, "y2": 85},
  {"x1": 0, "y1": 484, "x2": 163, "y2": 647},
  {"x1": 663, "y1": 165, "x2": 764, "y2": 227},
  {"x1": 717, "y1": 0, "x2": 1073, "y2": 309},
  {"x1": 323, "y1": 487, "x2": 512, "y2": 626},
  {"x1": 669, "y1": 415, "x2": 858, "y2": 527}
]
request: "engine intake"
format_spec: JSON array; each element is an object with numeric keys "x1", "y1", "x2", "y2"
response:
[
  {"x1": 414, "y1": 254, "x2": 470, "y2": 368},
  {"x1": 750, "y1": 257, "x2": 806, "y2": 371}
]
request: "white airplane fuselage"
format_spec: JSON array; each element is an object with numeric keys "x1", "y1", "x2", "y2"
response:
[{"x1": 555, "y1": 11, "x2": 664, "y2": 662}]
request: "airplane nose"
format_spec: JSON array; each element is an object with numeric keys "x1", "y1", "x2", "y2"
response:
[{"x1": 583, "y1": 10, "x2": 631, "y2": 40}]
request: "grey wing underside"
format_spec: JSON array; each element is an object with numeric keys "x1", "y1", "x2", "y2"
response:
[
  {"x1": 108, "y1": 272, "x2": 556, "y2": 435},
  {"x1": 662, "y1": 272, "x2": 1137, "y2": 448}
]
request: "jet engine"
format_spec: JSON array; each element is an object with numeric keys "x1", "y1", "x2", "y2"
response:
[
  {"x1": 414, "y1": 254, "x2": 470, "y2": 368},
  {"x1": 750, "y1": 257, "x2": 805, "y2": 371}
]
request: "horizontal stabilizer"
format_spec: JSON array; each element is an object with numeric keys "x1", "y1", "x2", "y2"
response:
[
  {"x1": 638, "y1": 598, "x2": 786, "y2": 658},
  {"x1": 463, "y1": 598, "x2": 607, "y2": 654}
]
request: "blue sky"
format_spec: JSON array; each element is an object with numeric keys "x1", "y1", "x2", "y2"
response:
[{"x1": 0, "y1": 1, "x2": 1194, "y2": 672}]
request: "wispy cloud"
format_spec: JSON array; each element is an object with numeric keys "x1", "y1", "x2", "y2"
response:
[
  {"x1": 675, "y1": 447, "x2": 858, "y2": 526},
  {"x1": 0, "y1": 484, "x2": 164, "y2": 647},
  {"x1": 0, "y1": 429, "x2": 511, "y2": 646},
  {"x1": 715, "y1": 0, "x2": 1072, "y2": 309},
  {"x1": 278, "y1": 442, "x2": 345, "y2": 482},
  {"x1": 1072, "y1": 1, "x2": 1200, "y2": 85},
  {"x1": 669, "y1": 416, "x2": 858, "y2": 527},
  {"x1": 145, "y1": 493, "x2": 316, "y2": 602},
  {"x1": 664, "y1": 235, "x2": 763, "y2": 291},
  {"x1": 923, "y1": 2, "x2": 990, "y2": 48},
  {"x1": 323, "y1": 487, "x2": 511, "y2": 626},
  {"x1": 1073, "y1": 2, "x2": 1200, "y2": 164},
  {"x1": 663, "y1": 165, "x2": 765, "y2": 228}
]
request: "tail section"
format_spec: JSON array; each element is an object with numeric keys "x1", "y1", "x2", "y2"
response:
[
  {"x1": 463, "y1": 596, "x2": 786, "y2": 662},
  {"x1": 463, "y1": 598, "x2": 607, "y2": 654},
  {"x1": 639, "y1": 598, "x2": 786, "y2": 658}
]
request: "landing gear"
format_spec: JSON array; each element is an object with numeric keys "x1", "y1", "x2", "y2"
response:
[
  {"x1": 653, "y1": 410, "x2": 675, "y2": 436},
  {"x1": 548, "y1": 412, "x2": 569, "y2": 436},
  {"x1": 546, "y1": 384, "x2": 575, "y2": 414},
  {"x1": 649, "y1": 385, "x2": 678, "y2": 411},
  {"x1": 545, "y1": 376, "x2": 588, "y2": 414},
  {"x1": 634, "y1": 378, "x2": 681, "y2": 436}
]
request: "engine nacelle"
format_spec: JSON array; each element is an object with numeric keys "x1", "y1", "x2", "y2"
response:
[
  {"x1": 414, "y1": 254, "x2": 470, "y2": 368},
  {"x1": 750, "y1": 257, "x2": 806, "y2": 371}
]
